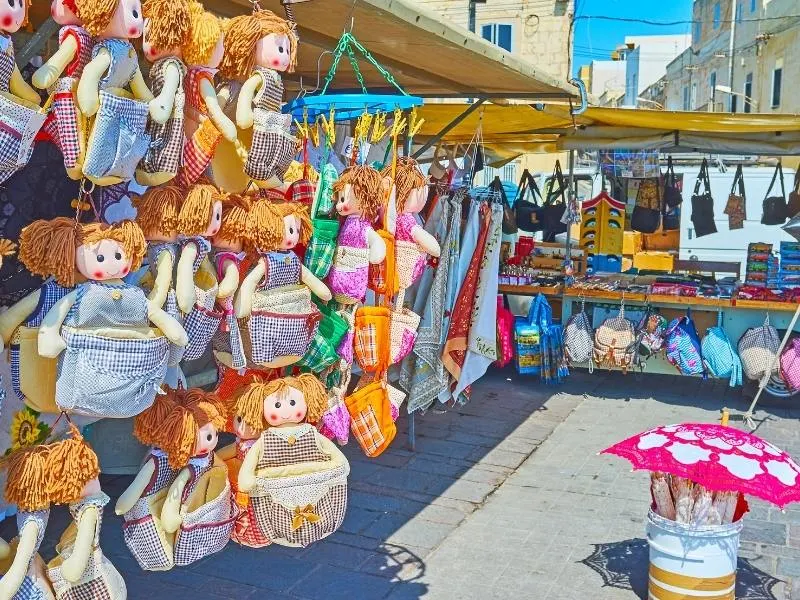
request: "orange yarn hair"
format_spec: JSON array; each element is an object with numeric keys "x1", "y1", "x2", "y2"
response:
[
  {"x1": 82, "y1": 220, "x2": 148, "y2": 273},
  {"x1": 133, "y1": 389, "x2": 178, "y2": 447},
  {"x1": 132, "y1": 185, "x2": 183, "y2": 238},
  {"x1": 247, "y1": 200, "x2": 284, "y2": 251},
  {"x1": 333, "y1": 165, "x2": 384, "y2": 222},
  {"x1": 143, "y1": 0, "x2": 191, "y2": 51},
  {"x1": 157, "y1": 388, "x2": 227, "y2": 469},
  {"x1": 75, "y1": 0, "x2": 117, "y2": 36},
  {"x1": 182, "y1": 1, "x2": 222, "y2": 66},
  {"x1": 272, "y1": 203, "x2": 312, "y2": 246},
  {"x1": 5, "y1": 424, "x2": 100, "y2": 511},
  {"x1": 226, "y1": 377, "x2": 270, "y2": 433},
  {"x1": 383, "y1": 157, "x2": 426, "y2": 212},
  {"x1": 253, "y1": 374, "x2": 327, "y2": 424},
  {"x1": 219, "y1": 10, "x2": 298, "y2": 81},
  {"x1": 217, "y1": 194, "x2": 253, "y2": 243},
  {"x1": 0, "y1": 239, "x2": 15, "y2": 264},
  {"x1": 179, "y1": 183, "x2": 225, "y2": 236}
]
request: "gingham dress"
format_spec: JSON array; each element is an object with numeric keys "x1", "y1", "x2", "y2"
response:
[
  {"x1": 10, "y1": 279, "x2": 72, "y2": 402},
  {"x1": 249, "y1": 426, "x2": 348, "y2": 547},
  {"x1": 55, "y1": 282, "x2": 169, "y2": 418},
  {"x1": 230, "y1": 438, "x2": 271, "y2": 548},
  {"x1": 179, "y1": 236, "x2": 222, "y2": 360},
  {"x1": 48, "y1": 493, "x2": 126, "y2": 600},
  {"x1": 122, "y1": 449, "x2": 179, "y2": 571},
  {"x1": 178, "y1": 67, "x2": 219, "y2": 186},
  {"x1": 14, "y1": 510, "x2": 54, "y2": 600},
  {"x1": 259, "y1": 251, "x2": 301, "y2": 291},
  {"x1": 245, "y1": 67, "x2": 296, "y2": 182},
  {"x1": 210, "y1": 250, "x2": 246, "y2": 369},
  {"x1": 0, "y1": 35, "x2": 15, "y2": 93},
  {"x1": 140, "y1": 57, "x2": 186, "y2": 176}
]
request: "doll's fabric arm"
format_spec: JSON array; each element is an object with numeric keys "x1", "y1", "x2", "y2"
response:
[
  {"x1": 115, "y1": 460, "x2": 155, "y2": 515},
  {"x1": 234, "y1": 258, "x2": 265, "y2": 318},
  {"x1": 366, "y1": 228, "x2": 387, "y2": 264},
  {"x1": 38, "y1": 290, "x2": 77, "y2": 358},
  {"x1": 412, "y1": 225, "x2": 441, "y2": 257},
  {"x1": 148, "y1": 62, "x2": 181, "y2": 124},
  {"x1": 0, "y1": 538, "x2": 8, "y2": 559},
  {"x1": 237, "y1": 437, "x2": 262, "y2": 493},
  {"x1": 148, "y1": 306, "x2": 188, "y2": 347},
  {"x1": 175, "y1": 244, "x2": 198, "y2": 314},
  {"x1": 9, "y1": 66, "x2": 41, "y2": 106},
  {"x1": 76, "y1": 50, "x2": 111, "y2": 117},
  {"x1": 160, "y1": 469, "x2": 191, "y2": 534},
  {"x1": 0, "y1": 521, "x2": 39, "y2": 600},
  {"x1": 129, "y1": 67, "x2": 154, "y2": 103},
  {"x1": 199, "y1": 78, "x2": 236, "y2": 142},
  {"x1": 300, "y1": 266, "x2": 332, "y2": 301},
  {"x1": 215, "y1": 442, "x2": 237, "y2": 461},
  {"x1": 32, "y1": 35, "x2": 78, "y2": 90},
  {"x1": 234, "y1": 74, "x2": 261, "y2": 130},
  {"x1": 216, "y1": 258, "x2": 240, "y2": 299},
  {"x1": 148, "y1": 251, "x2": 174, "y2": 309},
  {"x1": 59, "y1": 505, "x2": 97, "y2": 583},
  {"x1": 0, "y1": 289, "x2": 40, "y2": 347}
]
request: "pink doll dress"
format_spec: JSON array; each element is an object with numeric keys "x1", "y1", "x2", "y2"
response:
[
  {"x1": 178, "y1": 67, "x2": 220, "y2": 187},
  {"x1": 395, "y1": 212, "x2": 427, "y2": 288},
  {"x1": 327, "y1": 215, "x2": 371, "y2": 304}
]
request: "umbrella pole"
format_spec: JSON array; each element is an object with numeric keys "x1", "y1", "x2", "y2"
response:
[{"x1": 739, "y1": 303, "x2": 800, "y2": 429}]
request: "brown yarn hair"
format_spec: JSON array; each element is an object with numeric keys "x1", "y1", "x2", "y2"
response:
[
  {"x1": 158, "y1": 388, "x2": 226, "y2": 469},
  {"x1": 217, "y1": 194, "x2": 253, "y2": 243},
  {"x1": 227, "y1": 378, "x2": 270, "y2": 433},
  {"x1": 75, "y1": 0, "x2": 118, "y2": 36},
  {"x1": 132, "y1": 185, "x2": 183, "y2": 238},
  {"x1": 333, "y1": 165, "x2": 384, "y2": 222},
  {"x1": 254, "y1": 374, "x2": 327, "y2": 424},
  {"x1": 273, "y1": 202, "x2": 312, "y2": 245},
  {"x1": 247, "y1": 200, "x2": 283, "y2": 251},
  {"x1": 179, "y1": 184, "x2": 225, "y2": 236},
  {"x1": 383, "y1": 157, "x2": 426, "y2": 212},
  {"x1": 5, "y1": 424, "x2": 100, "y2": 511},
  {"x1": 133, "y1": 389, "x2": 178, "y2": 447},
  {"x1": 182, "y1": 1, "x2": 222, "y2": 66},
  {"x1": 143, "y1": 0, "x2": 191, "y2": 51},
  {"x1": 0, "y1": 239, "x2": 15, "y2": 258},
  {"x1": 219, "y1": 10, "x2": 298, "y2": 81}
]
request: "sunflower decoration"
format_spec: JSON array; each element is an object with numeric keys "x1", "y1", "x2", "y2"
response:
[
  {"x1": 7, "y1": 407, "x2": 50, "y2": 453},
  {"x1": 0, "y1": 239, "x2": 15, "y2": 270}
]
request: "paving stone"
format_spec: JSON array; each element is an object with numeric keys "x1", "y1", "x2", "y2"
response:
[
  {"x1": 289, "y1": 564, "x2": 394, "y2": 600},
  {"x1": 742, "y1": 520, "x2": 788, "y2": 546},
  {"x1": 778, "y1": 558, "x2": 800, "y2": 578},
  {"x1": 362, "y1": 513, "x2": 454, "y2": 550}
]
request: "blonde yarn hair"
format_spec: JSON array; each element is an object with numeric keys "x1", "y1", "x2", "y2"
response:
[
  {"x1": 132, "y1": 185, "x2": 183, "y2": 238},
  {"x1": 143, "y1": 0, "x2": 191, "y2": 51},
  {"x1": 156, "y1": 388, "x2": 227, "y2": 469},
  {"x1": 247, "y1": 200, "x2": 284, "y2": 251},
  {"x1": 182, "y1": 1, "x2": 222, "y2": 66},
  {"x1": 133, "y1": 389, "x2": 178, "y2": 447},
  {"x1": 219, "y1": 10, "x2": 298, "y2": 81},
  {"x1": 272, "y1": 202, "x2": 312, "y2": 246},
  {"x1": 333, "y1": 165, "x2": 384, "y2": 223},
  {"x1": 217, "y1": 194, "x2": 253, "y2": 243},
  {"x1": 383, "y1": 157, "x2": 426, "y2": 212},
  {"x1": 75, "y1": 0, "x2": 118, "y2": 37},
  {"x1": 179, "y1": 183, "x2": 225, "y2": 236}
]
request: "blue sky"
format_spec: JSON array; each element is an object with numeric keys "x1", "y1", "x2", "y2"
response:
[{"x1": 573, "y1": 0, "x2": 695, "y2": 75}]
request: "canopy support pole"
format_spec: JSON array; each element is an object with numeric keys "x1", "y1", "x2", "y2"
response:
[
  {"x1": 412, "y1": 99, "x2": 486, "y2": 159},
  {"x1": 566, "y1": 149, "x2": 576, "y2": 264},
  {"x1": 407, "y1": 411, "x2": 416, "y2": 451}
]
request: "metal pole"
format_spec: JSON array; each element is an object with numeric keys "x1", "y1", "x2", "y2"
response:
[
  {"x1": 412, "y1": 98, "x2": 486, "y2": 159},
  {"x1": 408, "y1": 412, "x2": 416, "y2": 451},
  {"x1": 566, "y1": 149, "x2": 575, "y2": 264},
  {"x1": 727, "y1": 0, "x2": 737, "y2": 112}
]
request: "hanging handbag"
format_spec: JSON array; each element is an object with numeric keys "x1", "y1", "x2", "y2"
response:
[
  {"x1": 499, "y1": 176, "x2": 517, "y2": 234},
  {"x1": 631, "y1": 178, "x2": 662, "y2": 233},
  {"x1": 542, "y1": 161, "x2": 568, "y2": 241},
  {"x1": 738, "y1": 314, "x2": 780, "y2": 382},
  {"x1": 724, "y1": 164, "x2": 746, "y2": 230},
  {"x1": 495, "y1": 295, "x2": 515, "y2": 368},
  {"x1": 690, "y1": 158, "x2": 717, "y2": 238},
  {"x1": 663, "y1": 156, "x2": 683, "y2": 208},
  {"x1": 513, "y1": 171, "x2": 545, "y2": 233},
  {"x1": 787, "y1": 169, "x2": 800, "y2": 218},
  {"x1": 761, "y1": 160, "x2": 789, "y2": 225}
]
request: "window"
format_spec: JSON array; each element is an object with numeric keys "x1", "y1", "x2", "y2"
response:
[
  {"x1": 691, "y1": 83, "x2": 697, "y2": 109},
  {"x1": 736, "y1": 1, "x2": 743, "y2": 22},
  {"x1": 731, "y1": 95, "x2": 737, "y2": 113},
  {"x1": 683, "y1": 86, "x2": 690, "y2": 110},
  {"x1": 744, "y1": 72, "x2": 753, "y2": 113},
  {"x1": 751, "y1": 0, "x2": 757, "y2": 12},
  {"x1": 713, "y1": 2, "x2": 721, "y2": 28},
  {"x1": 693, "y1": 21, "x2": 702, "y2": 44},
  {"x1": 481, "y1": 23, "x2": 513, "y2": 52},
  {"x1": 772, "y1": 66, "x2": 782, "y2": 108}
]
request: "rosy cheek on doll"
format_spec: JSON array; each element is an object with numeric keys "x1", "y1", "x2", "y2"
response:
[
  {"x1": 195, "y1": 424, "x2": 217, "y2": 455},
  {"x1": 2, "y1": 15, "x2": 12, "y2": 28}
]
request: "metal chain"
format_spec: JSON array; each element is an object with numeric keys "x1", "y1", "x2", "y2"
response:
[
  {"x1": 345, "y1": 44, "x2": 368, "y2": 93},
  {"x1": 320, "y1": 34, "x2": 350, "y2": 95},
  {"x1": 319, "y1": 32, "x2": 408, "y2": 96}
]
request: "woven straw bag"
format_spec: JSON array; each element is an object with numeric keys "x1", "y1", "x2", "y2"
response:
[
  {"x1": 395, "y1": 240, "x2": 424, "y2": 290},
  {"x1": 563, "y1": 297, "x2": 593, "y2": 364},
  {"x1": 389, "y1": 307, "x2": 421, "y2": 364},
  {"x1": 252, "y1": 285, "x2": 313, "y2": 313},
  {"x1": 593, "y1": 300, "x2": 637, "y2": 371},
  {"x1": 738, "y1": 315, "x2": 780, "y2": 381}
]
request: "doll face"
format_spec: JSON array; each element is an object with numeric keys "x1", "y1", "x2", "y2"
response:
[
  {"x1": 75, "y1": 239, "x2": 132, "y2": 280},
  {"x1": 281, "y1": 215, "x2": 300, "y2": 250},
  {"x1": 200, "y1": 36, "x2": 224, "y2": 69},
  {"x1": 232, "y1": 414, "x2": 259, "y2": 440},
  {"x1": 0, "y1": 0, "x2": 27, "y2": 34},
  {"x1": 203, "y1": 200, "x2": 223, "y2": 237},
  {"x1": 80, "y1": 477, "x2": 101, "y2": 498},
  {"x1": 255, "y1": 33, "x2": 292, "y2": 72},
  {"x1": 335, "y1": 185, "x2": 360, "y2": 217},
  {"x1": 51, "y1": 0, "x2": 81, "y2": 26},
  {"x1": 404, "y1": 184, "x2": 428, "y2": 214},
  {"x1": 194, "y1": 422, "x2": 218, "y2": 457},
  {"x1": 101, "y1": 0, "x2": 143, "y2": 39},
  {"x1": 263, "y1": 388, "x2": 306, "y2": 427},
  {"x1": 142, "y1": 18, "x2": 181, "y2": 61}
]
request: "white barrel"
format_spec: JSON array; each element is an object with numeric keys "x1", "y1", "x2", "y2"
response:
[{"x1": 646, "y1": 510, "x2": 742, "y2": 600}]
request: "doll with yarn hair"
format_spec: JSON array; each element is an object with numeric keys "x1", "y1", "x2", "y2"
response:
[
  {"x1": 76, "y1": 0, "x2": 155, "y2": 185},
  {"x1": 327, "y1": 165, "x2": 387, "y2": 304},
  {"x1": 0, "y1": 424, "x2": 125, "y2": 600},
  {"x1": 35, "y1": 219, "x2": 187, "y2": 418},
  {"x1": 216, "y1": 10, "x2": 298, "y2": 189},
  {"x1": 135, "y1": 0, "x2": 191, "y2": 186},
  {"x1": 234, "y1": 201, "x2": 326, "y2": 369},
  {"x1": 383, "y1": 157, "x2": 440, "y2": 289},
  {"x1": 237, "y1": 375, "x2": 350, "y2": 547},
  {"x1": 32, "y1": 0, "x2": 94, "y2": 179},
  {"x1": 178, "y1": 2, "x2": 236, "y2": 187}
]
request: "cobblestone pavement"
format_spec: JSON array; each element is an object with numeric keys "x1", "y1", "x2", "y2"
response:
[{"x1": 3, "y1": 369, "x2": 797, "y2": 599}]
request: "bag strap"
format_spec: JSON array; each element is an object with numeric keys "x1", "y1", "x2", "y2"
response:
[
  {"x1": 666, "y1": 156, "x2": 676, "y2": 184},
  {"x1": 489, "y1": 176, "x2": 508, "y2": 207},
  {"x1": 730, "y1": 164, "x2": 745, "y2": 198},
  {"x1": 516, "y1": 169, "x2": 542, "y2": 206},
  {"x1": 546, "y1": 161, "x2": 567, "y2": 206},
  {"x1": 765, "y1": 160, "x2": 786, "y2": 199},
  {"x1": 793, "y1": 168, "x2": 800, "y2": 195}
]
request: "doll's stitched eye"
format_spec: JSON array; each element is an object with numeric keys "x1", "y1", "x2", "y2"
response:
[
  {"x1": 96, "y1": 255, "x2": 105, "y2": 263},
  {"x1": 289, "y1": 399, "x2": 296, "y2": 406},
  {"x1": 132, "y1": 8, "x2": 138, "y2": 18},
  {"x1": 278, "y1": 46, "x2": 284, "y2": 53},
  {"x1": 289, "y1": 227, "x2": 294, "y2": 234},
  {"x1": 275, "y1": 402, "x2": 281, "y2": 408},
  {"x1": 236, "y1": 415, "x2": 242, "y2": 423},
  {"x1": 7, "y1": 0, "x2": 13, "y2": 7},
  {"x1": 206, "y1": 433, "x2": 212, "y2": 441},
  {"x1": 114, "y1": 252, "x2": 122, "y2": 260}
]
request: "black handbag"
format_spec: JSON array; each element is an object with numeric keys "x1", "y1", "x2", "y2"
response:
[
  {"x1": 787, "y1": 168, "x2": 800, "y2": 219},
  {"x1": 631, "y1": 178, "x2": 661, "y2": 233},
  {"x1": 541, "y1": 161, "x2": 568, "y2": 241},
  {"x1": 690, "y1": 158, "x2": 717, "y2": 238},
  {"x1": 490, "y1": 176, "x2": 516, "y2": 234},
  {"x1": 663, "y1": 156, "x2": 682, "y2": 208},
  {"x1": 513, "y1": 170, "x2": 544, "y2": 233},
  {"x1": 761, "y1": 161, "x2": 788, "y2": 225}
]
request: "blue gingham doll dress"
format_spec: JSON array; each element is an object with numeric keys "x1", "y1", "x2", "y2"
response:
[
  {"x1": 55, "y1": 281, "x2": 169, "y2": 418},
  {"x1": 11, "y1": 510, "x2": 55, "y2": 600},
  {"x1": 179, "y1": 236, "x2": 223, "y2": 360},
  {"x1": 82, "y1": 39, "x2": 151, "y2": 183},
  {"x1": 47, "y1": 493, "x2": 126, "y2": 600}
]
